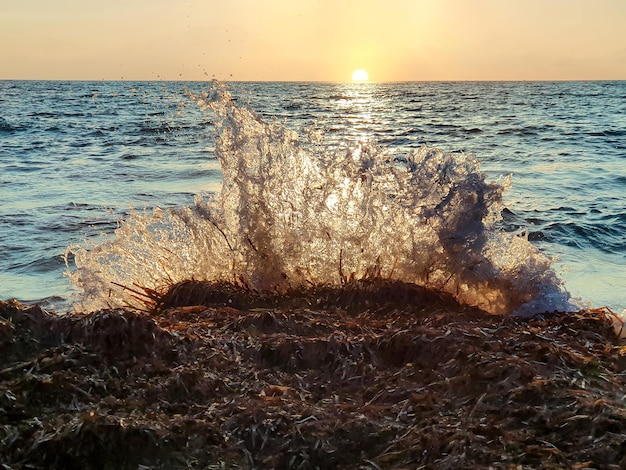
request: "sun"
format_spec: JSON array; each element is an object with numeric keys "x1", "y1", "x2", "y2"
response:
[{"x1": 351, "y1": 69, "x2": 369, "y2": 82}]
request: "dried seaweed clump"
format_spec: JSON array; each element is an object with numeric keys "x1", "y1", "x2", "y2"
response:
[{"x1": 1, "y1": 287, "x2": 626, "y2": 469}]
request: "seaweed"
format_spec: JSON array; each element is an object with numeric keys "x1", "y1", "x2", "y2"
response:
[{"x1": 1, "y1": 282, "x2": 626, "y2": 469}]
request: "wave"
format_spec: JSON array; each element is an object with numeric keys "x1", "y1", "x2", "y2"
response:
[
  {"x1": 0, "y1": 117, "x2": 15, "y2": 132},
  {"x1": 67, "y1": 82, "x2": 572, "y2": 316}
]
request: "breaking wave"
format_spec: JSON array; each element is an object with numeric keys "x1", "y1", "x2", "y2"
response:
[{"x1": 67, "y1": 82, "x2": 571, "y2": 315}]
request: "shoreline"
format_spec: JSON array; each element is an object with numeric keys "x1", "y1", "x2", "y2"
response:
[{"x1": 2, "y1": 282, "x2": 626, "y2": 468}]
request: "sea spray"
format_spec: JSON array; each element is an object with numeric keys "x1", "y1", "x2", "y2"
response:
[{"x1": 67, "y1": 82, "x2": 572, "y2": 315}]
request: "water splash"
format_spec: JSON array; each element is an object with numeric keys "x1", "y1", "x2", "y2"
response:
[{"x1": 67, "y1": 82, "x2": 571, "y2": 315}]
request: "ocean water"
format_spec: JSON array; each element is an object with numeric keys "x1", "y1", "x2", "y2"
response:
[{"x1": 1, "y1": 80, "x2": 625, "y2": 315}]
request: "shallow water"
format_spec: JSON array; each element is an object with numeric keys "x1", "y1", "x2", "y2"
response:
[{"x1": 1, "y1": 80, "x2": 625, "y2": 313}]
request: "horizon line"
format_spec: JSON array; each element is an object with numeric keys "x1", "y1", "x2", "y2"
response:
[{"x1": 1, "y1": 78, "x2": 625, "y2": 84}]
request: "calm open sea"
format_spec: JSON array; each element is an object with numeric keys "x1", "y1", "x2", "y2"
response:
[{"x1": 1, "y1": 80, "x2": 625, "y2": 313}]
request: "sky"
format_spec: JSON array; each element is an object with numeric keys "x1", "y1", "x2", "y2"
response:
[{"x1": 2, "y1": 0, "x2": 625, "y2": 82}]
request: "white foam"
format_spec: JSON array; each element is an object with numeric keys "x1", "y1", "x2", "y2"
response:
[{"x1": 67, "y1": 82, "x2": 572, "y2": 315}]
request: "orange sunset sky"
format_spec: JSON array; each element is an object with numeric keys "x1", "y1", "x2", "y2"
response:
[{"x1": 2, "y1": 0, "x2": 625, "y2": 82}]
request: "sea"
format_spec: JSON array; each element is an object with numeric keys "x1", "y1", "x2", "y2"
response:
[{"x1": 1, "y1": 80, "x2": 625, "y2": 317}]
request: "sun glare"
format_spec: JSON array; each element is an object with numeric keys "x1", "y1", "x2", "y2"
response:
[{"x1": 351, "y1": 69, "x2": 369, "y2": 81}]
